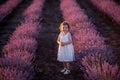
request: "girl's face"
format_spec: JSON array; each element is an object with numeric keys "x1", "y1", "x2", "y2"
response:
[{"x1": 61, "y1": 25, "x2": 69, "y2": 33}]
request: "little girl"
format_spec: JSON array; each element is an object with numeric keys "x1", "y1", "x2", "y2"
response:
[{"x1": 57, "y1": 21, "x2": 75, "y2": 74}]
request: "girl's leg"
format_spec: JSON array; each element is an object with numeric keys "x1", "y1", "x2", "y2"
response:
[
  {"x1": 66, "y1": 62, "x2": 70, "y2": 70},
  {"x1": 63, "y1": 62, "x2": 71, "y2": 74},
  {"x1": 63, "y1": 62, "x2": 67, "y2": 69},
  {"x1": 60, "y1": 62, "x2": 67, "y2": 72}
]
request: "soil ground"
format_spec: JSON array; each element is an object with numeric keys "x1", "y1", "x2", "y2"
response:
[{"x1": 33, "y1": 0, "x2": 84, "y2": 80}]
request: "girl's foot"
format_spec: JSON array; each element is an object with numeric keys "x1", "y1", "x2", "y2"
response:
[
  {"x1": 60, "y1": 68, "x2": 66, "y2": 73},
  {"x1": 63, "y1": 69, "x2": 70, "y2": 74}
]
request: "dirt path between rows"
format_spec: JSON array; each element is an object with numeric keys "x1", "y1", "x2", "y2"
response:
[{"x1": 33, "y1": 0, "x2": 84, "y2": 80}]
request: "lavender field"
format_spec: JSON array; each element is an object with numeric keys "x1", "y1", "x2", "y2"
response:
[{"x1": 0, "y1": 0, "x2": 120, "y2": 80}]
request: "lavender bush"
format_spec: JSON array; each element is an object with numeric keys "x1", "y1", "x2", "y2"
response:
[
  {"x1": 0, "y1": 51, "x2": 34, "y2": 80},
  {"x1": 82, "y1": 53, "x2": 120, "y2": 80},
  {"x1": 2, "y1": 38, "x2": 37, "y2": 54},
  {"x1": 89, "y1": 0, "x2": 120, "y2": 25},
  {"x1": 60, "y1": 0, "x2": 120, "y2": 79},
  {"x1": 23, "y1": 0, "x2": 45, "y2": 23},
  {"x1": 0, "y1": 68, "x2": 33, "y2": 80},
  {"x1": 0, "y1": 0, "x2": 45, "y2": 80},
  {"x1": 0, "y1": 0, "x2": 23, "y2": 22},
  {"x1": 9, "y1": 23, "x2": 39, "y2": 40}
]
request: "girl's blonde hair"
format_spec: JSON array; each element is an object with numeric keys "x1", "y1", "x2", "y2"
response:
[{"x1": 59, "y1": 21, "x2": 71, "y2": 31}]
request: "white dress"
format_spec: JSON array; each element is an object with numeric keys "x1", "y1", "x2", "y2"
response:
[{"x1": 57, "y1": 32, "x2": 75, "y2": 62}]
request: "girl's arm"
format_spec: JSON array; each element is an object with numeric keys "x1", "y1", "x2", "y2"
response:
[
  {"x1": 57, "y1": 35, "x2": 60, "y2": 44},
  {"x1": 57, "y1": 35, "x2": 65, "y2": 46}
]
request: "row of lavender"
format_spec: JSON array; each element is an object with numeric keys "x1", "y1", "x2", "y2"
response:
[
  {"x1": 0, "y1": 0, "x2": 45, "y2": 80},
  {"x1": 60, "y1": 0, "x2": 120, "y2": 79},
  {"x1": 0, "y1": 0, "x2": 23, "y2": 22},
  {"x1": 89, "y1": 0, "x2": 120, "y2": 25}
]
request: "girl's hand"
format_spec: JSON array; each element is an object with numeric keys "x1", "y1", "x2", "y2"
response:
[{"x1": 60, "y1": 42, "x2": 65, "y2": 46}]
